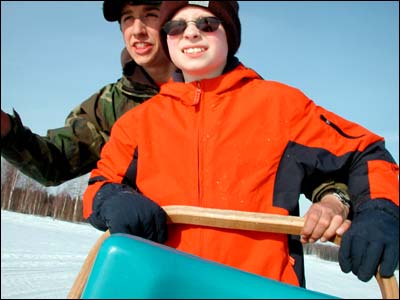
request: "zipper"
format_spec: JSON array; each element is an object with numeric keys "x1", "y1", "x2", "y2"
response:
[
  {"x1": 195, "y1": 81, "x2": 202, "y2": 202},
  {"x1": 195, "y1": 81, "x2": 203, "y2": 255},
  {"x1": 320, "y1": 114, "x2": 364, "y2": 139},
  {"x1": 193, "y1": 81, "x2": 202, "y2": 106}
]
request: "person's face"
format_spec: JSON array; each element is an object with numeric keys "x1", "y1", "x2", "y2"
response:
[
  {"x1": 165, "y1": 6, "x2": 228, "y2": 82},
  {"x1": 120, "y1": 4, "x2": 168, "y2": 68}
]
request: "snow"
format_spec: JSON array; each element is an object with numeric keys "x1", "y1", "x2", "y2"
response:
[{"x1": 1, "y1": 210, "x2": 398, "y2": 299}]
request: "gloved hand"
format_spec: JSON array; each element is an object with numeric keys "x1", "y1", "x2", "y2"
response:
[
  {"x1": 89, "y1": 183, "x2": 168, "y2": 243},
  {"x1": 339, "y1": 199, "x2": 399, "y2": 282}
]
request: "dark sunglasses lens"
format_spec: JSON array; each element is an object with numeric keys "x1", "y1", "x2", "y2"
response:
[
  {"x1": 164, "y1": 20, "x2": 186, "y2": 35},
  {"x1": 197, "y1": 17, "x2": 220, "y2": 32},
  {"x1": 164, "y1": 17, "x2": 221, "y2": 35}
]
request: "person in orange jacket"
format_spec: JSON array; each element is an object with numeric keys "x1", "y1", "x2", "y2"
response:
[{"x1": 83, "y1": 1, "x2": 399, "y2": 286}]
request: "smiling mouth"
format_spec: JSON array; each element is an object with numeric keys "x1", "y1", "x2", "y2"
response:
[
  {"x1": 183, "y1": 47, "x2": 206, "y2": 54},
  {"x1": 134, "y1": 42, "x2": 151, "y2": 49}
]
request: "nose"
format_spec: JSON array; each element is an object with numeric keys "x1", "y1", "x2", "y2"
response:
[
  {"x1": 131, "y1": 18, "x2": 147, "y2": 36},
  {"x1": 183, "y1": 22, "x2": 200, "y2": 39}
]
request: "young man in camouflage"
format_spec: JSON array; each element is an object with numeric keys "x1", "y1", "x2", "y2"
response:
[
  {"x1": 1, "y1": 1, "x2": 175, "y2": 186},
  {"x1": 1, "y1": 0, "x2": 352, "y2": 287}
]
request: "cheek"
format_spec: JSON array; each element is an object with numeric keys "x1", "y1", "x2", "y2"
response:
[
  {"x1": 215, "y1": 44, "x2": 228, "y2": 61},
  {"x1": 121, "y1": 26, "x2": 131, "y2": 44},
  {"x1": 167, "y1": 37, "x2": 180, "y2": 63},
  {"x1": 213, "y1": 33, "x2": 229, "y2": 58},
  {"x1": 147, "y1": 28, "x2": 161, "y2": 45},
  {"x1": 121, "y1": 27, "x2": 136, "y2": 59}
]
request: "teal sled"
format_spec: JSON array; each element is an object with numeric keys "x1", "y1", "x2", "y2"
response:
[{"x1": 82, "y1": 234, "x2": 339, "y2": 299}]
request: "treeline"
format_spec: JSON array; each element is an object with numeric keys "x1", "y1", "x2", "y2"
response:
[
  {"x1": 1, "y1": 158, "x2": 87, "y2": 223},
  {"x1": 303, "y1": 242, "x2": 339, "y2": 262}
]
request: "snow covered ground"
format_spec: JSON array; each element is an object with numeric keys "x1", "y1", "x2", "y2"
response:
[{"x1": 1, "y1": 210, "x2": 398, "y2": 299}]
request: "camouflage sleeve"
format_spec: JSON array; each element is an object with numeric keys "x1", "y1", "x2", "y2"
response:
[
  {"x1": 311, "y1": 181, "x2": 350, "y2": 203},
  {"x1": 1, "y1": 79, "x2": 138, "y2": 186}
]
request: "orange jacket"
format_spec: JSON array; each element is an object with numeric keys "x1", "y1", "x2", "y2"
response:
[{"x1": 83, "y1": 63, "x2": 399, "y2": 286}]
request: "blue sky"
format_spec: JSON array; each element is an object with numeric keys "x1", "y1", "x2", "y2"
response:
[{"x1": 1, "y1": 1, "x2": 399, "y2": 211}]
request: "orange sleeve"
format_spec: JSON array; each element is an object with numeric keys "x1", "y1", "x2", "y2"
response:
[{"x1": 368, "y1": 160, "x2": 399, "y2": 206}]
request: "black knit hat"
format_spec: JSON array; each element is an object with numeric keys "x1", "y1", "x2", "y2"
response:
[
  {"x1": 103, "y1": 0, "x2": 161, "y2": 22},
  {"x1": 159, "y1": 1, "x2": 241, "y2": 59}
]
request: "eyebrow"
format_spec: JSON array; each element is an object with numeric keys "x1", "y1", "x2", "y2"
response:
[{"x1": 121, "y1": 6, "x2": 160, "y2": 16}]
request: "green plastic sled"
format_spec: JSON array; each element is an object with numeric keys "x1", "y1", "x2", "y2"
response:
[{"x1": 81, "y1": 234, "x2": 338, "y2": 299}]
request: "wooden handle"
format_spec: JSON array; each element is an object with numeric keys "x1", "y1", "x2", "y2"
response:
[
  {"x1": 67, "y1": 205, "x2": 398, "y2": 299},
  {"x1": 165, "y1": 205, "x2": 305, "y2": 234},
  {"x1": 164, "y1": 205, "x2": 343, "y2": 243}
]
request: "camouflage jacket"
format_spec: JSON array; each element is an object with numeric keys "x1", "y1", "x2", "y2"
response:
[{"x1": 1, "y1": 61, "x2": 159, "y2": 186}]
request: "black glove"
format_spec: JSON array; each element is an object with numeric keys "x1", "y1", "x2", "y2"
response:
[
  {"x1": 89, "y1": 183, "x2": 168, "y2": 243},
  {"x1": 339, "y1": 199, "x2": 399, "y2": 282}
]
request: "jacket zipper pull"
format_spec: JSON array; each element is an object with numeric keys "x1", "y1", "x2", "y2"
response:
[{"x1": 193, "y1": 82, "x2": 202, "y2": 105}]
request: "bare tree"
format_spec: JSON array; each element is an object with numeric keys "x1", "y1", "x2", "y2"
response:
[{"x1": 1, "y1": 159, "x2": 20, "y2": 210}]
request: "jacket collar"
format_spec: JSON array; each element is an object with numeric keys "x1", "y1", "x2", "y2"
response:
[
  {"x1": 159, "y1": 57, "x2": 262, "y2": 106},
  {"x1": 171, "y1": 56, "x2": 241, "y2": 83},
  {"x1": 121, "y1": 60, "x2": 160, "y2": 95}
]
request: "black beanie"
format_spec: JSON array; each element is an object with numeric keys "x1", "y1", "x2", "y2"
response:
[
  {"x1": 103, "y1": 0, "x2": 161, "y2": 22},
  {"x1": 159, "y1": 1, "x2": 241, "y2": 59}
]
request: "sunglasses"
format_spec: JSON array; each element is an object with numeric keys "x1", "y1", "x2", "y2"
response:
[{"x1": 163, "y1": 16, "x2": 222, "y2": 36}]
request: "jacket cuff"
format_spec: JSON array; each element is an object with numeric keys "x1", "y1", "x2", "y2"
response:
[
  {"x1": 311, "y1": 181, "x2": 350, "y2": 203},
  {"x1": 356, "y1": 198, "x2": 399, "y2": 219}
]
